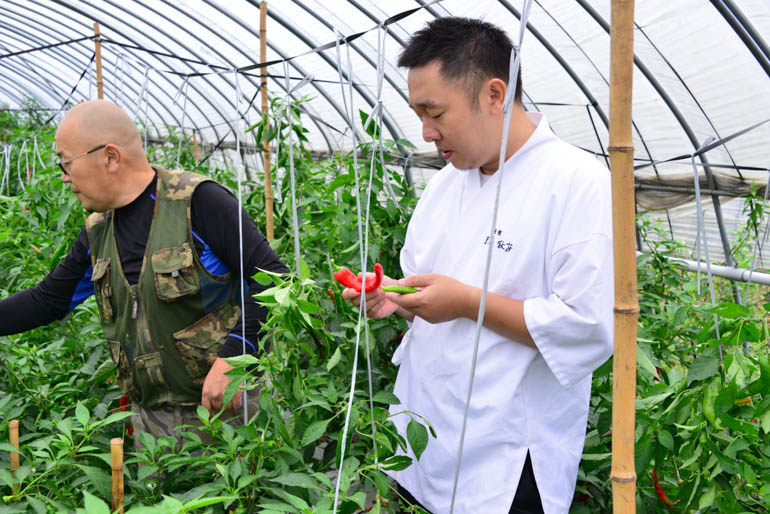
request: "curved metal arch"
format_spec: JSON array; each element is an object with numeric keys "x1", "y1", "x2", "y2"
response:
[
  {"x1": 8, "y1": 0, "x2": 197, "y2": 139},
  {"x1": 0, "y1": 5, "x2": 168, "y2": 138},
  {"x1": 46, "y1": 0, "x2": 225, "y2": 143},
  {"x1": 346, "y1": 0, "x2": 408, "y2": 48},
  {"x1": 0, "y1": 82, "x2": 25, "y2": 107},
  {"x1": 711, "y1": 0, "x2": 770, "y2": 77},
  {"x1": 633, "y1": 23, "x2": 742, "y2": 179},
  {"x1": 165, "y1": 0, "x2": 335, "y2": 155},
  {"x1": 575, "y1": 0, "x2": 740, "y2": 281},
  {"x1": 528, "y1": 0, "x2": 660, "y2": 176},
  {"x1": 0, "y1": 28, "x2": 61, "y2": 104},
  {"x1": 249, "y1": 0, "x2": 409, "y2": 147},
  {"x1": 77, "y1": 0, "x2": 235, "y2": 139},
  {"x1": 292, "y1": 0, "x2": 411, "y2": 109},
  {"x1": 0, "y1": 25, "x2": 70, "y2": 106}
]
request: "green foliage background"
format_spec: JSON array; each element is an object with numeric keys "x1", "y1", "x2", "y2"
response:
[{"x1": 1, "y1": 99, "x2": 769, "y2": 513}]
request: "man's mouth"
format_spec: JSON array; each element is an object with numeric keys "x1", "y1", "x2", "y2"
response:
[{"x1": 440, "y1": 150, "x2": 453, "y2": 160}]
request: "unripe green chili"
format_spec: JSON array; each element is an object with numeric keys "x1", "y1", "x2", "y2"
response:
[
  {"x1": 738, "y1": 450, "x2": 762, "y2": 468},
  {"x1": 380, "y1": 285, "x2": 419, "y2": 294}
]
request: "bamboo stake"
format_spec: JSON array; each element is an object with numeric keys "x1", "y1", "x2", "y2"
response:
[
  {"x1": 93, "y1": 23, "x2": 104, "y2": 100},
  {"x1": 9, "y1": 419, "x2": 19, "y2": 492},
  {"x1": 110, "y1": 438, "x2": 124, "y2": 514},
  {"x1": 193, "y1": 129, "x2": 199, "y2": 166},
  {"x1": 610, "y1": 1, "x2": 638, "y2": 513},
  {"x1": 260, "y1": 1, "x2": 275, "y2": 240}
]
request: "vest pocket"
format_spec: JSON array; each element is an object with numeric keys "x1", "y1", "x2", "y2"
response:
[
  {"x1": 91, "y1": 258, "x2": 113, "y2": 320},
  {"x1": 151, "y1": 243, "x2": 201, "y2": 301},
  {"x1": 134, "y1": 352, "x2": 169, "y2": 392},
  {"x1": 107, "y1": 340, "x2": 140, "y2": 400},
  {"x1": 172, "y1": 302, "x2": 241, "y2": 387}
]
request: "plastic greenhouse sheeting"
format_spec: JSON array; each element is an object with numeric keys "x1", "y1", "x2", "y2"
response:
[{"x1": 1, "y1": 0, "x2": 769, "y2": 266}]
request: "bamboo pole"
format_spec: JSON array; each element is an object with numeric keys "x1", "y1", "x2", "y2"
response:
[
  {"x1": 260, "y1": 1, "x2": 275, "y2": 240},
  {"x1": 610, "y1": 1, "x2": 638, "y2": 513},
  {"x1": 192, "y1": 129, "x2": 199, "y2": 166},
  {"x1": 110, "y1": 438, "x2": 124, "y2": 514},
  {"x1": 9, "y1": 419, "x2": 19, "y2": 470},
  {"x1": 9, "y1": 419, "x2": 19, "y2": 492},
  {"x1": 93, "y1": 23, "x2": 104, "y2": 100}
]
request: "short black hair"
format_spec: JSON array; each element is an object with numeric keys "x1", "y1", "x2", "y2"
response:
[{"x1": 398, "y1": 17, "x2": 523, "y2": 109}]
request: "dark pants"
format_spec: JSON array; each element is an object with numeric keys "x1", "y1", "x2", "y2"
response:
[{"x1": 397, "y1": 452, "x2": 544, "y2": 513}]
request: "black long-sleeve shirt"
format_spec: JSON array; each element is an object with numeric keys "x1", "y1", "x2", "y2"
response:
[{"x1": 0, "y1": 171, "x2": 287, "y2": 357}]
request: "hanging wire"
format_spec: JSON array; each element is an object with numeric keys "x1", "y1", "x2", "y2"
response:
[
  {"x1": 16, "y1": 140, "x2": 28, "y2": 190},
  {"x1": 332, "y1": 27, "x2": 368, "y2": 514},
  {"x1": 233, "y1": 69, "x2": 249, "y2": 424},
  {"x1": 449, "y1": 1, "x2": 534, "y2": 511},
  {"x1": 283, "y1": 60, "x2": 303, "y2": 278},
  {"x1": 174, "y1": 76, "x2": 190, "y2": 170},
  {"x1": 691, "y1": 137, "x2": 722, "y2": 359}
]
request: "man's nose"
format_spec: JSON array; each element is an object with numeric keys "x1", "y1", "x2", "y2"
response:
[{"x1": 422, "y1": 122, "x2": 440, "y2": 143}]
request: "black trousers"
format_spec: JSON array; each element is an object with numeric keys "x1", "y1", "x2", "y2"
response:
[{"x1": 397, "y1": 452, "x2": 544, "y2": 513}]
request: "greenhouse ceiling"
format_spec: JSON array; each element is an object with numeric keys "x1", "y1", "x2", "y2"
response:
[{"x1": 1, "y1": 0, "x2": 770, "y2": 264}]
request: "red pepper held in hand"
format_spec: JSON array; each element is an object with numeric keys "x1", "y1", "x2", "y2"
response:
[{"x1": 333, "y1": 263, "x2": 383, "y2": 292}]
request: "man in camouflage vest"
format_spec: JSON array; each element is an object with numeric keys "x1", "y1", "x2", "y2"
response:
[{"x1": 0, "y1": 100, "x2": 287, "y2": 448}]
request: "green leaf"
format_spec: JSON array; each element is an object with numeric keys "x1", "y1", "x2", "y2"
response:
[
  {"x1": 698, "y1": 484, "x2": 717, "y2": 509},
  {"x1": 269, "y1": 472, "x2": 319, "y2": 490},
  {"x1": 75, "y1": 402, "x2": 90, "y2": 428},
  {"x1": 706, "y1": 303, "x2": 751, "y2": 318},
  {"x1": 93, "y1": 411, "x2": 134, "y2": 429},
  {"x1": 180, "y1": 496, "x2": 238, "y2": 511},
  {"x1": 372, "y1": 391, "x2": 400, "y2": 405},
  {"x1": 301, "y1": 418, "x2": 331, "y2": 447},
  {"x1": 636, "y1": 344, "x2": 658, "y2": 378},
  {"x1": 196, "y1": 404, "x2": 210, "y2": 424},
  {"x1": 407, "y1": 419, "x2": 429, "y2": 460},
  {"x1": 326, "y1": 347, "x2": 342, "y2": 371},
  {"x1": 0, "y1": 468, "x2": 15, "y2": 487},
  {"x1": 224, "y1": 354, "x2": 260, "y2": 368},
  {"x1": 380, "y1": 455, "x2": 413, "y2": 471},
  {"x1": 75, "y1": 465, "x2": 112, "y2": 499},
  {"x1": 688, "y1": 353, "x2": 720, "y2": 385},
  {"x1": 82, "y1": 491, "x2": 110, "y2": 514},
  {"x1": 657, "y1": 430, "x2": 674, "y2": 451}
]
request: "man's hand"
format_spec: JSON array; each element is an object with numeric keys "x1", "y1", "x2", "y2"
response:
[
  {"x1": 341, "y1": 272, "x2": 413, "y2": 321},
  {"x1": 201, "y1": 357, "x2": 242, "y2": 413},
  {"x1": 386, "y1": 273, "x2": 474, "y2": 324}
]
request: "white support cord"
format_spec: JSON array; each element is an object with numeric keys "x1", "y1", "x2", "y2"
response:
[
  {"x1": 0, "y1": 144, "x2": 8, "y2": 195},
  {"x1": 332, "y1": 30, "x2": 376, "y2": 514},
  {"x1": 742, "y1": 166, "x2": 770, "y2": 354},
  {"x1": 233, "y1": 69, "x2": 249, "y2": 424},
  {"x1": 174, "y1": 76, "x2": 190, "y2": 170},
  {"x1": 283, "y1": 60, "x2": 303, "y2": 278},
  {"x1": 691, "y1": 139, "x2": 722, "y2": 359},
  {"x1": 16, "y1": 140, "x2": 28, "y2": 190},
  {"x1": 449, "y1": 2, "x2": 533, "y2": 511},
  {"x1": 32, "y1": 135, "x2": 45, "y2": 180},
  {"x1": 137, "y1": 67, "x2": 151, "y2": 150}
]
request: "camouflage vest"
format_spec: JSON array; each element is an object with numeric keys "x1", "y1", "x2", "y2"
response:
[{"x1": 86, "y1": 168, "x2": 241, "y2": 408}]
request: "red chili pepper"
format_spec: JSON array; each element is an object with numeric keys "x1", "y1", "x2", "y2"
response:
[
  {"x1": 119, "y1": 395, "x2": 133, "y2": 436},
  {"x1": 652, "y1": 467, "x2": 678, "y2": 508},
  {"x1": 363, "y1": 263, "x2": 383, "y2": 292},
  {"x1": 333, "y1": 263, "x2": 383, "y2": 293},
  {"x1": 334, "y1": 267, "x2": 362, "y2": 291}
]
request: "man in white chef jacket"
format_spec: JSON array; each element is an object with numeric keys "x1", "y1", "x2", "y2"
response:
[{"x1": 342, "y1": 17, "x2": 614, "y2": 514}]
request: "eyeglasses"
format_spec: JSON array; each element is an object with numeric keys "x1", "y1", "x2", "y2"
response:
[{"x1": 58, "y1": 144, "x2": 107, "y2": 175}]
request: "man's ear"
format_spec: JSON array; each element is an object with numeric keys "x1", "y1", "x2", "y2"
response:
[
  {"x1": 104, "y1": 144, "x2": 121, "y2": 173},
  {"x1": 484, "y1": 78, "x2": 508, "y2": 115}
]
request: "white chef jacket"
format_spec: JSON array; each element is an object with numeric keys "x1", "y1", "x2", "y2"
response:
[{"x1": 387, "y1": 113, "x2": 614, "y2": 514}]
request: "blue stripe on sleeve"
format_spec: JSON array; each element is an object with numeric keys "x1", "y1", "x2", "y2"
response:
[
  {"x1": 67, "y1": 264, "x2": 94, "y2": 313},
  {"x1": 227, "y1": 333, "x2": 256, "y2": 353}
]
